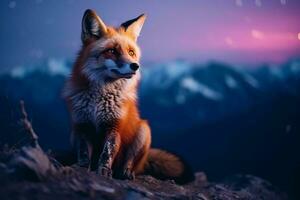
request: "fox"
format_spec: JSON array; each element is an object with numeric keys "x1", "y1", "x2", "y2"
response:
[{"x1": 63, "y1": 9, "x2": 194, "y2": 184}]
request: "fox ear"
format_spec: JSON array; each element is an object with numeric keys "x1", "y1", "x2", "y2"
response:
[
  {"x1": 120, "y1": 14, "x2": 146, "y2": 41},
  {"x1": 81, "y1": 9, "x2": 107, "y2": 43}
]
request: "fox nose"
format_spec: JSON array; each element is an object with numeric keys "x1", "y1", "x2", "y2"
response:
[{"x1": 130, "y1": 63, "x2": 139, "y2": 71}]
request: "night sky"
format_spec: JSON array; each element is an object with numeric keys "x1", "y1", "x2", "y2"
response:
[{"x1": 1, "y1": 0, "x2": 300, "y2": 69}]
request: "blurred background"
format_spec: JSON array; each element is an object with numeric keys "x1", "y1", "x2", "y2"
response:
[{"x1": 0, "y1": 0, "x2": 300, "y2": 198}]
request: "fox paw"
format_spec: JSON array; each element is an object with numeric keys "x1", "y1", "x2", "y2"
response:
[
  {"x1": 122, "y1": 168, "x2": 135, "y2": 180},
  {"x1": 98, "y1": 166, "x2": 112, "y2": 178}
]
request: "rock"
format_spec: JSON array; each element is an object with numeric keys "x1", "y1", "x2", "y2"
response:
[
  {"x1": 3, "y1": 146, "x2": 57, "y2": 181},
  {"x1": 0, "y1": 148, "x2": 288, "y2": 200}
]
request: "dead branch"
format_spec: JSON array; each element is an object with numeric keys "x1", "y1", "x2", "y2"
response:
[{"x1": 19, "y1": 100, "x2": 40, "y2": 148}]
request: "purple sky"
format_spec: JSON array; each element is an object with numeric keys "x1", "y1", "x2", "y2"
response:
[{"x1": 0, "y1": 0, "x2": 300, "y2": 69}]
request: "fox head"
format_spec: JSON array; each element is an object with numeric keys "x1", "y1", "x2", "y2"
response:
[{"x1": 79, "y1": 9, "x2": 146, "y2": 82}]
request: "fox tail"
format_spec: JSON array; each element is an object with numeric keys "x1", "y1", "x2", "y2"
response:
[{"x1": 143, "y1": 148, "x2": 195, "y2": 184}]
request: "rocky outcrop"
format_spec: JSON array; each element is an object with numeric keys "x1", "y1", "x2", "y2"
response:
[{"x1": 0, "y1": 145, "x2": 287, "y2": 200}]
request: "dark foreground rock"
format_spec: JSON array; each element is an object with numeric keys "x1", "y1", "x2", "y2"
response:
[{"x1": 0, "y1": 146, "x2": 288, "y2": 200}]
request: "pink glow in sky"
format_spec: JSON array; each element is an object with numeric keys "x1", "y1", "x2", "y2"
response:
[{"x1": 138, "y1": 1, "x2": 300, "y2": 65}]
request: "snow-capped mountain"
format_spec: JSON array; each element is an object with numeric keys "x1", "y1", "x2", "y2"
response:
[
  {"x1": 1, "y1": 58, "x2": 300, "y2": 133},
  {"x1": 0, "y1": 58, "x2": 300, "y2": 146},
  {"x1": 5, "y1": 58, "x2": 71, "y2": 78},
  {"x1": 139, "y1": 60, "x2": 300, "y2": 131}
]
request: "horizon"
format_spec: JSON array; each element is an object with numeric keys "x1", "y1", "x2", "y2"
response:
[{"x1": 2, "y1": 56, "x2": 300, "y2": 79}]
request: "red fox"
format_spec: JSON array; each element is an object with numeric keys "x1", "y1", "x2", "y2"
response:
[{"x1": 63, "y1": 9, "x2": 194, "y2": 184}]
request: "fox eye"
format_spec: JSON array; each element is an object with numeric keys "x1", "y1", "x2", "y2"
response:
[{"x1": 128, "y1": 49, "x2": 135, "y2": 57}]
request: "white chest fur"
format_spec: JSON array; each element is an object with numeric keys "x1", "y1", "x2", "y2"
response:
[{"x1": 69, "y1": 79, "x2": 136, "y2": 126}]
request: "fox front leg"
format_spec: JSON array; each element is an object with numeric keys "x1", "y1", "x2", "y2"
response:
[
  {"x1": 97, "y1": 133, "x2": 120, "y2": 178},
  {"x1": 120, "y1": 121, "x2": 151, "y2": 180}
]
